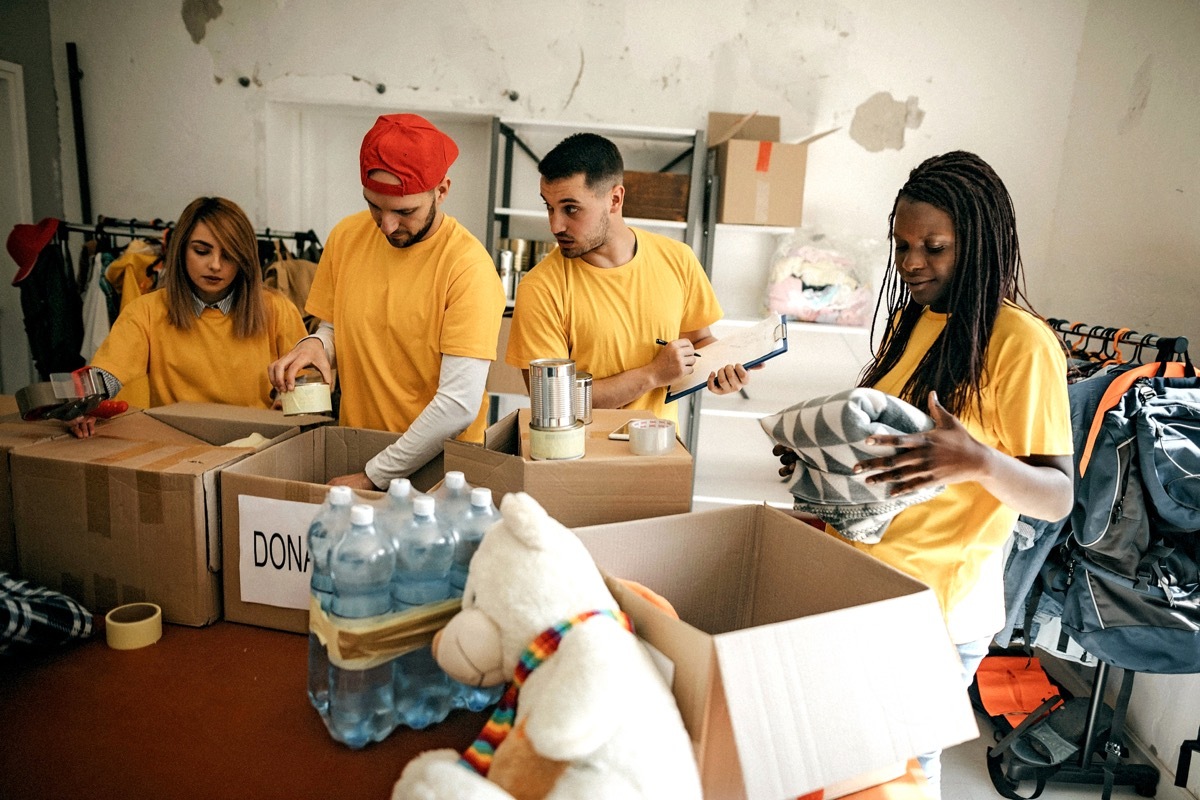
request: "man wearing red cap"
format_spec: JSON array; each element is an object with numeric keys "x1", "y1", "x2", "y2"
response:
[{"x1": 269, "y1": 114, "x2": 505, "y2": 489}]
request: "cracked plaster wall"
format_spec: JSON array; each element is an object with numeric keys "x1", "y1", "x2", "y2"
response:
[{"x1": 48, "y1": 0, "x2": 1085, "y2": 271}]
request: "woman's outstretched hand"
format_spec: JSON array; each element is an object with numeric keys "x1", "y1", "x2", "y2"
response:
[{"x1": 852, "y1": 391, "x2": 988, "y2": 496}]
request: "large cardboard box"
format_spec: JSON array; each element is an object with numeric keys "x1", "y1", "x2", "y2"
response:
[
  {"x1": 444, "y1": 408, "x2": 693, "y2": 529},
  {"x1": 575, "y1": 504, "x2": 978, "y2": 800},
  {"x1": 11, "y1": 404, "x2": 325, "y2": 625},
  {"x1": 708, "y1": 111, "x2": 835, "y2": 227},
  {"x1": 0, "y1": 416, "x2": 71, "y2": 573},
  {"x1": 219, "y1": 426, "x2": 443, "y2": 634}
]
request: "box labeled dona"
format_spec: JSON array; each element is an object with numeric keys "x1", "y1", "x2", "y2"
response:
[
  {"x1": 708, "y1": 111, "x2": 836, "y2": 227},
  {"x1": 219, "y1": 425, "x2": 443, "y2": 634},
  {"x1": 10, "y1": 403, "x2": 327, "y2": 626},
  {"x1": 443, "y1": 408, "x2": 692, "y2": 529},
  {"x1": 575, "y1": 504, "x2": 978, "y2": 800}
]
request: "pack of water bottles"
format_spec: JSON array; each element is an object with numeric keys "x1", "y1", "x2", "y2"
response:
[{"x1": 305, "y1": 471, "x2": 506, "y2": 749}]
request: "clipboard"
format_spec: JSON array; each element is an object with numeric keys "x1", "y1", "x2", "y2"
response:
[{"x1": 665, "y1": 315, "x2": 788, "y2": 403}]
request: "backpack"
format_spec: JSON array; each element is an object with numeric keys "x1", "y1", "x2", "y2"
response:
[{"x1": 1060, "y1": 362, "x2": 1200, "y2": 674}]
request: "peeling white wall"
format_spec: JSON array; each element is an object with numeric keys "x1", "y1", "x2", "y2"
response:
[
  {"x1": 50, "y1": 0, "x2": 1083, "y2": 279},
  {"x1": 1045, "y1": 0, "x2": 1200, "y2": 348}
]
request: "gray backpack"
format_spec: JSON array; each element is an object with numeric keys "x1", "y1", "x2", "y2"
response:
[{"x1": 1061, "y1": 370, "x2": 1200, "y2": 674}]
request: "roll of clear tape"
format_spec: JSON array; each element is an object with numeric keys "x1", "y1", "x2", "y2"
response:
[
  {"x1": 105, "y1": 602, "x2": 163, "y2": 650},
  {"x1": 529, "y1": 422, "x2": 586, "y2": 461},
  {"x1": 280, "y1": 381, "x2": 332, "y2": 415},
  {"x1": 629, "y1": 419, "x2": 676, "y2": 456}
]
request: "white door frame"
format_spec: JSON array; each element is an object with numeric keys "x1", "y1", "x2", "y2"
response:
[{"x1": 1, "y1": 58, "x2": 36, "y2": 392}]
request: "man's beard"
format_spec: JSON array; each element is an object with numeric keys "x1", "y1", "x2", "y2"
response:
[{"x1": 388, "y1": 203, "x2": 437, "y2": 248}]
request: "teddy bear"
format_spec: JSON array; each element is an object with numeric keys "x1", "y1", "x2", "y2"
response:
[{"x1": 392, "y1": 491, "x2": 702, "y2": 800}]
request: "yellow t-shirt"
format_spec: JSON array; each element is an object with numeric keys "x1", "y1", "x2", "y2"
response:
[
  {"x1": 91, "y1": 288, "x2": 306, "y2": 409},
  {"x1": 848, "y1": 302, "x2": 1072, "y2": 641},
  {"x1": 505, "y1": 228, "x2": 722, "y2": 424},
  {"x1": 305, "y1": 211, "x2": 505, "y2": 442}
]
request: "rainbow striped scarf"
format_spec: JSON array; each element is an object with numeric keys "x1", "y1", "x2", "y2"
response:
[{"x1": 459, "y1": 608, "x2": 634, "y2": 776}]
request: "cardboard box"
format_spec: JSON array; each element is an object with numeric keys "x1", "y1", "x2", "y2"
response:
[
  {"x1": 11, "y1": 404, "x2": 323, "y2": 626},
  {"x1": 219, "y1": 426, "x2": 444, "y2": 634},
  {"x1": 575, "y1": 504, "x2": 978, "y2": 800},
  {"x1": 623, "y1": 170, "x2": 691, "y2": 221},
  {"x1": 0, "y1": 415, "x2": 71, "y2": 573},
  {"x1": 708, "y1": 111, "x2": 835, "y2": 227},
  {"x1": 444, "y1": 408, "x2": 693, "y2": 529}
]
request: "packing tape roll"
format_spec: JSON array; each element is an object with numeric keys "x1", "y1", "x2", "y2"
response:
[
  {"x1": 629, "y1": 418, "x2": 676, "y2": 456},
  {"x1": 529, "y1": 421, "x2": 585, "y2": 461},
  {"x1": 280, "y1": 382, "x2": 332, "y2": 415},
  {"x1": 105, "y1": 602, "x2": 163, "y2": 650}
]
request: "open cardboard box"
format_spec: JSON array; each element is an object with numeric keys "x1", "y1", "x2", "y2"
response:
[
  {"x1": 575, "y1": 503, "x2": 978, "y2": 800},
  {"x1": 219, "y1": 425, "x2": 444, "y2": 634},
  {"x1": 708, "y1": 111, "x2": 836, "y2": 227},
  {"x1": 444, "y1": 408, "x2": 693, "y2": 528},
  {"x1": 10, "y1": 404, "x2": 328, "y2": 626}
]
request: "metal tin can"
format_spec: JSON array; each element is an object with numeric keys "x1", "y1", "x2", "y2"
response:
[
  {"x1": 573, "y1": 371, "x2": 592, "y2": 425},
  {"x1": 528, "y1": 358, "x2": 576, "y2": 429}
]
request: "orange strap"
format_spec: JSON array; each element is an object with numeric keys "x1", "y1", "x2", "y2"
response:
[{"x1": 1078, "y1": 361, "x2": 1197, "y2": 476}]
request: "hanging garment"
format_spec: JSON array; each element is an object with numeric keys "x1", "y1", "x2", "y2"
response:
[
  {"x1": 263, "y1": 240, "x2": 321, "y2": 334},
  {"x1": 104, "y1": 238, "x2": 162, "y2": 311},
  {"x1": 6, "y1": 218, "x2": 85, "y2": 379},
  {"x1": 80, "y1": 252, "x2": 111, "y2": 360}
]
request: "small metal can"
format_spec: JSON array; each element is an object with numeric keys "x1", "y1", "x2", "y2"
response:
[{"x1": 573, "y1": 371, "x2": 593, "y2": 425}]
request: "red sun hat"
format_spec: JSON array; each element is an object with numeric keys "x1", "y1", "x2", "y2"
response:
[
  {"x1": 7, "y1": 217, "x2": 60, "y2": 286},
  {"x1": 360, "y1": 113, "x2": 459, "y2": 197}
]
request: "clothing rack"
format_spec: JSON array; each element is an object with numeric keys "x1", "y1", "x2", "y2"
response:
[
  {"x1": 1047, "y1": 318, "x2": 1189, "y2": 362},
  {"x1": 58, "y1": 217, "x2": 322, "y2": 247}
]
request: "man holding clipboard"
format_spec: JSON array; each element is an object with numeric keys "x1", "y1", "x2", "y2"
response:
[{"x1": 506, "y1": 132, "x2": 752, "y2": 425}]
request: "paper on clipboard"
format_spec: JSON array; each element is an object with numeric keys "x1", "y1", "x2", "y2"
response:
[{"x1": 665, "y1": 315, "x2": 788, "y2": 403}]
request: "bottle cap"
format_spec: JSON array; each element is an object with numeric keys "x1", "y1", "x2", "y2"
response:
[
  {"x1": 444, "y1": 471, "x2": 465, "y2": 489},
  {"x1": 388, "y1": 478, "x2": 412, "y2": 498},
  {"x1": 329, "y1": 485, "x2": 353, "y2": 505},
  {"x1": 350, "y1": 504, "x2": 374, "y2": 526},
  {"x1": 413, "y1": 495, "x2": 435, "y2": 517},
  {"x1": 470, "y1": 487, "x2": 493, "y2": 507}
]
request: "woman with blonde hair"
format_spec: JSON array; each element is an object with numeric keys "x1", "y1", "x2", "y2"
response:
[{"x1": 70, "y1": 196, "x2": 306, "y2": 436}]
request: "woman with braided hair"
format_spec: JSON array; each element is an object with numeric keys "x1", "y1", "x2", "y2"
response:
[{"x1": 776, "y1": 151, "x2": 1074, "y2": 795}]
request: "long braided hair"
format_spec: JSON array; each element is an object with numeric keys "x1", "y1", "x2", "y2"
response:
[{"x1": 858, "y1": 151, "x2": 1037, "y2": 421}]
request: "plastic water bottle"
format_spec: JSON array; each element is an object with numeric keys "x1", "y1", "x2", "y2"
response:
[
  {"x1": 327, "y1": 504, "x2": 397, "y2": 748},
  {"x1": 448, "y1": 486, "x2": 505, "y2": 712},
  {"x1": 307, "y1": 485, "x2": 353, "y2": 716},
  {"x1": 433, "y1": 471, "x2": 472, "y2": 533},
  {"x1": 391, "y1": 496, "x2": 454, "y2": 609},
  {"x1": 391, "y1": 495, "x2": 456, "y2": 729},
  {"x1": 449, "y1": 487, "x2": 498, "y2": 593},
  {"x1": 376, "y1": 478, "x2": 418, "y2": 548}
]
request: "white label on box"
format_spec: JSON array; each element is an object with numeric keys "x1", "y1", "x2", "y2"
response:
[{"x1": 237, "y1": 495, "x2": 319, "y2": 609}]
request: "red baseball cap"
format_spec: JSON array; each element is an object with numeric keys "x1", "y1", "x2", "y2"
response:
[
  {"x1": 360, "y1": 113, "x2": 459, "y2": 196},
  {"x1": 7, "y1": 217, "x2": 60, "y2": 286}
]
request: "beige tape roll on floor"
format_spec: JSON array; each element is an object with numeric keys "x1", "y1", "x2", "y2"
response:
[{"x1": 105, "y1": 602, "x2": 163, "y2": 650}]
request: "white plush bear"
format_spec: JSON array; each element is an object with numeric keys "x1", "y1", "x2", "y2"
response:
[{"x1": 392, "y1": 491, "x2": 701, "y2": 800}]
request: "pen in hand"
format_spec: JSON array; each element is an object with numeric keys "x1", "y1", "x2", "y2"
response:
[{"x1": 656, "y1": 338, "x2": 701, "y2": 357}]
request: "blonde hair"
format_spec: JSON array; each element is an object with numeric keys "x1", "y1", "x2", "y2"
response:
[{"x1": 163, "y1": 196, "x2": 267, "y2": 338}]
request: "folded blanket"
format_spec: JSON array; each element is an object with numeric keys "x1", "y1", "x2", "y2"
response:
[{"x1": 760, "y1": 388, "x2": 945, "y2": 543}]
